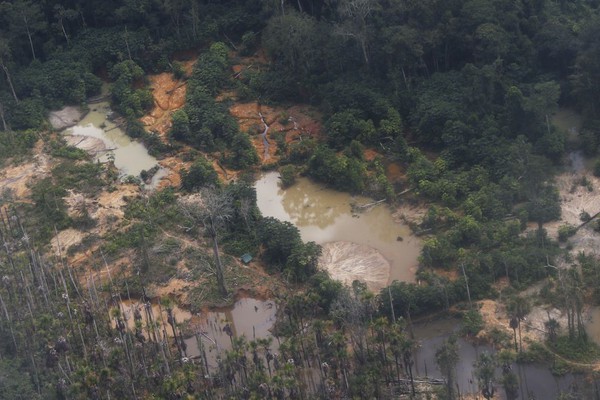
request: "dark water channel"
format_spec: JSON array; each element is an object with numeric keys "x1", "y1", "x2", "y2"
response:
[{"x1": 412, "y1": 316, "x2": 592, "y2": 399}]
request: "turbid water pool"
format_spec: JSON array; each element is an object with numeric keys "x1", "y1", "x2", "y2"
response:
[
  {"x1": 255, "y1": 172, "x2": 421, "y2": 286},
  {"x1": 63, "y1": 101, "x2": 166, "y2": 187}
]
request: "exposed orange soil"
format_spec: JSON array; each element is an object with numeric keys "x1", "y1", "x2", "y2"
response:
[
  {"x1": 229, "y1": 101, "x2": 323, "y2": 164},
  {"x1": 113, "y1": 50, "x2": 319, "y2": 307},
  {"x1": 141, "y1": 59, "x2": 195, "y2": 139},
  {"x1": 0, "y1": 140, "x2": 51, "y2": 200},
  {"x1": 150, "y1": 270, "x2": 192, "y2": 304},
  {"x1": 228, "y1": 50, "x2": 323, "y2": 165},
  {"x1": 363, "y1": 148, "x2": 380, "y2": 161},
  {"x1": 157, "y1": 156, "x2": 192, "y2": 189},
  {"x1": 475, "y1": 299, "x2": 513, "y2": 345},
  {"x1": 138, "y1": 58, "x2": 197, "y2": 189},
  {"x1": 432, "y1": 268, "x2": 460, "y2": 281},
  {"x1": 139, "y1": 49, "x2": 325, "y2": 187},
  {"x1": 386, "y1": 161, "x2": 405, "y2": 183}
]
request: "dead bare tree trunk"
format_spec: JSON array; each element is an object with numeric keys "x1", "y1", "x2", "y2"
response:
[
  {"x1": 208, "y1": 220, "x2": 228, "y2": 297},
  {"x1": 1, "y1": 61, "x2": 19, "y2": 102},
  {"x1": 179, "y1": 187, "x2": 233, "y2": 298},
  {"x1": 23, "y1": 14, "x2": 37, "y2": 61},
  {"x1": 0, "y1": 101, "x2": 7, "y2": 131}
]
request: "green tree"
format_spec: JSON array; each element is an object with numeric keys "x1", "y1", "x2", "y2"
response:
[
  {"x1": 435, "y1": 335, "x2": 459, "y2": 400},
  {"x1": 325, "y1": 110, "x2": 375, "y2": 149},
  {"x1": 225, "y1": 132, "x2": 259, "y2": 170},
  {"x1": 0, "y1": 360, "x2": 40, "y2": 400},
  {"x1": 169, "y1": 109, "x2": 190, "y2": 141},
  {"x1": 285, "y1": 241, "x2": 321, "y2": 283},
  {"x1": 526, "y1": 184, "x2": 561, "y2": 229},
  {"x1": 2, "y1": 0, "x2": 46, "y2": 61},
  {"x1": 0, "y1": 38, "x2": 18, "y2": 102},
  {"x1": 335, "y1": 0, "x2": 379, "y2": 66},
  {"x1": 180, "y1": 157, "x2": 219, "y2": 192},
  {"x1": 258, "y1": 217, "x2": 302, "y2": 267},
  {"x1": 262, "y1": 11, "x2": 324, "y2": 78},
  {"x1": 279, "y1": 164, "x2": 296, "y2": 188},
  {"x1": 474, "y1": 352, "x2": 497, "y2": 400}
]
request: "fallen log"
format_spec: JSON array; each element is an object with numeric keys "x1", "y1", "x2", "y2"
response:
[
  {"x1": 576, "y1": 210, "x2": 600, "y2": 231},
  {"x1": 356, "y1": 199, "x2": 386, "y2": 209}
]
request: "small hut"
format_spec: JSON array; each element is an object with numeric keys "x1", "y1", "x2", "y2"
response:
[{"x1": 240, "y1": 253, "x2": 253, "y2": 265}]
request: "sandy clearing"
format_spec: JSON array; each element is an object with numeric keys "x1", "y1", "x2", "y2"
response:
[{"x1": 318, "y1": 241, "x2": 390, "y2": 292}]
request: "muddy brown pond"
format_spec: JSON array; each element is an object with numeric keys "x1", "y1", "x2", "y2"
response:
[
  {"x1": 63, "y1": 101, "x2": 166, "y2": 187},
  {"x1": 255, "y1": 172, "x2": 422, "y2": 288}
]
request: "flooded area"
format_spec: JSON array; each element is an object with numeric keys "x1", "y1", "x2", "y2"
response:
[
  {"x1": 255, "y1": 172, "x2": 421, "y2": 285},
  {"x1": 113, "y1": 297, "x2": 278, "y2": 369},
  {"x1": 63, "y1": 101, "x2": 166, "y2": 187},
  {"x1": 114, "y1": 300, "x2": 193, "y2": 335},
  {"x1": 585, "y1": 306, "x2": 600, "y2": 345},
  {"x1": 412, "y1": 316, "x2": 586, "y2": 399},
  {"x1": 184, "y1": 298, "x2": 278, "y2": 368}
]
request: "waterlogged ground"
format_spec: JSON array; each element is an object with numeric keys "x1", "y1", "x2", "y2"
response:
[
  {"x1": 412, "y1": 315, "x2": 585, "y2": 399},
  {"x1": 112, "y1": 297, "x2": 277, "y2": 370},
  {"x1": 255, "y1": 172, "x2": 422, "y2": 288},
  {"x1": 184, "y1": 298, "x2": 278, "y2": 368}
]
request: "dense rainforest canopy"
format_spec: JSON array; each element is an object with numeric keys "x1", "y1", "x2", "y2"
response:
[{"x1": 2, "y1": 0, "x2": 600, "y2": 399}]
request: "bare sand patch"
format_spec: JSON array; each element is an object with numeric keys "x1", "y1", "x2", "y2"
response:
[
  {"x1": 49, "y1": 106, "x2": 84, "y2": 130},
  {"x1": 319, "y1": 241, "x2": 390, "y2": 292},
  {"x1": 393, "y1": 202, "x2": 427, "y2": 227},
  {"x1": 540, "y1": 151, "x2": 600, "y2": 255},
  {"x1": 0, "y1": 141, "x2": 51, "y2": 199},
  {"x1": 64, "y1": 135, "x2": 107, "y2": 154},
  {"x1": 51, "y1": 228, "x2": 85, "y2": 256}
]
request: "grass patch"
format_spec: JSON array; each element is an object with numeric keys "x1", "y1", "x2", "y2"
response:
[
  {"x1": 0, "y1": 130, "x2": 37, "y2": 165},
  {"x1": 49, "y1": 140, "x2": 88, "y2": 160},
  {"x1": 517, "y1": 341, "x2": 552, "y2": 364},
  {"x1": 186, "y1": 254, "x2": 259, "y2": 312},
  {"x1": 52, "y1": 160, "x2": 105, "y2": 195},
  {"x1": 548, "y1": 336, "x2": 600, "y2": 364}
]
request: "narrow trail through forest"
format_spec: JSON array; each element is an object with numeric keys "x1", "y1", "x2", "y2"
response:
[
  {"x1": 258, "y1": 110, "x2": 270, "y2": 160},
  {"x1": 539, "y1": 342, "x2": 600, "y2": 370}
]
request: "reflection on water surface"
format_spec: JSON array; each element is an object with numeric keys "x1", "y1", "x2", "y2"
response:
[
  {"x1": 255, "y1": 172, "x2": 421, "y2": 283},
  {"x1": 64, "y1": 101, "x2": 165, "y2": 186}
]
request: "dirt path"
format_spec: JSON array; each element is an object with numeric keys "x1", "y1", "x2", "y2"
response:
[
  {"x1": 539, "y1": 341, "x2": 600, "y2": 371},
  {"x1": 258, "y1": 111, "x2": 271, "y2": 160}
]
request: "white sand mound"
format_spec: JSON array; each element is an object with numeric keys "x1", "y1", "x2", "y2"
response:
[
  {"x1": 49, "y1": 106, "x2": 83, "y2": 130},
  {"x1": 318, "y1": 241, "x2": 390, "y2": 293},
  {"x1": 65, "y1": 135, "x2": 106, "y2": 154}
]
